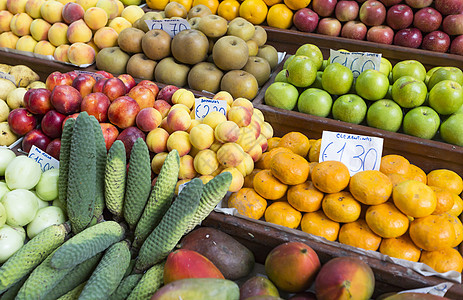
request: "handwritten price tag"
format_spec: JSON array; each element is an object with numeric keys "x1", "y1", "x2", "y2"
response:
[
  {"x1": 28, "y1": 145, "x2": 60, "y2": 172},
  {"x1": 319, "y1": 131, "x2": 383, "y2": 176},
  {"x1": 329, "y1": 50, "x2": 381, "y2": 79},
  {"x1": 144, "y1": 19, "x2": 191, "y2": 38},
  {"x1": 194, "y1": 98, "x2": 227, "y2": 120},
  {"x1": 0, "y1": 71, "x2": 16, "y2": 85},
  {"x1": 74, "y1": 70, "x2": 105, "y2": 81}
]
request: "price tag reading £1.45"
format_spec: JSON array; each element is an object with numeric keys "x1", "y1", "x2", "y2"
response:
[
  {"x1": 28, "y1": 145, "x2": 60, "y2": 172},
  {"x1": 329, "y1": 50, "x2": 381, "y2": 79},
  {"x1": 194, "y1": 98, "x2": 227, "y2": 121},
  {"x1": 319, "y1": 131, "x2": 384, "y2": 176},
  {"x1": 144, "y1": 19, "x2": 190, "y2": 38}
]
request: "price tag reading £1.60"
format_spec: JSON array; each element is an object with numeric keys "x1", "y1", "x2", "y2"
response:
[
  {"x1": 28, "y1": 145, "x2": 60, "y2": 172},
  {"x1": 319, "y1": 131, "x2": 384, "y2": 176},
  {"x1": 194, "y1": 98, "x2": 227, "y2": 121},
  {"x1": 329, "y1": 50, "x2": 381, "y2": 79},
  {"x1": 144, "y1": 19, "x2": 190, "y2": 38}
]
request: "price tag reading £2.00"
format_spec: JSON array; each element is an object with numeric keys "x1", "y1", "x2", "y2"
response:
[
  {"x1": 194, "y1": 98, "x2": 227, "y2": 121},
  {"x1": 329, "y1": 50, "x2": 381, "y2": 79},
  {"x1": 319, "y1": 131, "x2": 384, "y2": 176},
  {"x1": 144, "y1": 19, "x2": 191, "y2": 38},
  {"x1": 28, "y1": 145, "x2": 60, "y2": 172}
]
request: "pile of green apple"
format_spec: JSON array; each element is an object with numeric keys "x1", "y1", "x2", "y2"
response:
[
  {"x1": 0, "y1": 148, "x2": 66, "y2": 263},
  {"x1": 265, "y1": 44, "x2": 463, "y2": 147}
]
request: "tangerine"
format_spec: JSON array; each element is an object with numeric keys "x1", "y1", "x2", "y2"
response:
[
  {"x1": 270, "y1": 151, "x2": 310, "y2": 185},
  {"x1": 429, "y1": 186, "x2": 455, "y2": 215},
  {"x1": 311, "y1": 160, "x2": 350, "y2": 193},
  {"x1": 379, "y1": 234, "x2": 421, "y2": 262},
  {"x1": 243, "y1": 168, "x2": 262, "y2": 188},
  {"x1": 443, "y1": 212, "x2": 463, "y2": 248},
  {"x1": 267, "y1": 4, "x2": 293, "y2": 30},
  {"x1": 192, "y1": 0, "x2": 219, "y2": 14},
  {"x1": 278, "y1": 131, "x2": 310, "y2": 157},
  {"x1": 349, "y1": 170, "x2": 392, "y2": 205},
  {"x1": 365, "y1": 202, "x2": 409, "y2": 238},
  {"x1": 407, "y1": 164, "x2": 427, "y2": 184},
  {"x1": 239, "y1": 0, "x2": 268, "y2": 25},
  {"x1": 228, "y1": 188, "x2": 267, "y2": 220},
  {"x1": 379, "y1": 154, "x2": 410, "y2": 175},
  {"x1": 409, "y1": 214, "x2": 456, "y2": 251},
  {"x1": 265, "y1": 201, "x2": 302, "y2": 229},
  {"x1": 427, "y1": 169, "x2": 463, "y2": 195},
  {"x1": 267, "y1": 137, "x2": 281, "y2": 151},
  {"x1": 420, "y1": 248, "x2": 463, "y2": 273},
  {"x1": 284, "y1": 0, "x2": 311, "y2": 10},
  {"x1": 322, "y1": 191, "x2": 361, "y2": 223},
  {"x1": 392, "y1": 180, "x2": 437, "y2": 218},
  {"x1": 217, "y1": 0, "x2": 240, "y2": 21},
  {"x1": 447, "y1": 193, "x2": 463, "y2": 217},
  {"x1": 338, "y1": 219, "x2": 382, "y2": 251},
  {"x1": 301, "y1": 210, "x2": 340, "y2": 242},
  {"x1": 386, "y1": 173, "x2": 409, "y2": 188},
  {"x1": 287, "y1": 181, "x2": 324, "y2": 212},
  {"x1": 253, "y1": 169, "x2": 288, "y2": 200},
  {"x1": 307, "y1": 139, "x2": 321, "y2": 162}
]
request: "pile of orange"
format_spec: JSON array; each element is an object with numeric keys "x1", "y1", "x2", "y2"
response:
[{"x1": 228, "y1": 131, "x2": 463, "y2": 273}]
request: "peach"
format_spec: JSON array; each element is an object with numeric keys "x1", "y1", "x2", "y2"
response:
[
  {"x1": 209, "y1": 140, "x2": 222, "y2": 152},
  {"x1": 151, "y1": 152, "x2": 168, "y2": 174},
  {"x1": 214, "y1": 120, "x2": 240, "y2": 143},
  {"x1": 247, "y1": 140, "x2": 263, "y2": 162},
  {"x1": 62, "y1": 2, "x2": 85, "y2": 24},
  {"x1": 7, "y1": 0, "x2": 27, "y2": 14},
  {"x1": 95, "y1": 0, "x2": 118, "y2": 20},
  {"x1": 172, "y1": 89, "x2": 195, "y2": 110},
  {"x1": 247, "y1": 118, "x2": 261, "y2": 139},
  {"x1": 30, "y1": 19, "x2": 51, "y2": 41},
  {"x1": 160, "y1": 117, "x2": 173, "y2": 134},
  {"x1": 256, "y1": 134, "x2": 268, "y2": 152},
  {"x1": 108, "y1": 96, "x2": 140, "y2": 129},
  {"x1": 40, "y1": 0, "x2": 64, "y2": 24},
  {"x1": 232, "y1": 97, "x2": 253, "y2": 114},
  {"x1": 221, "y1": 167, "x2": 244, "y2": 192},
  {"x1": 34, "y1": 40, "x2": 56, "y2": 55},
  {"x1": 236, "y1": 127, "x2": 256, "y2": 152},
  {"x1": 86, "y1": 40, "x2": 99, "y2": 55},
  {"x1": 228, "y1": 105, "x2": 252, "y2": 127},
  {"x1": 10, "y1": 13, "x2": 33, "y2": 36},
  {"x1": 93, "y1": 26, "x2": 118, "y2": 49},
  {"x1": 0, "y1": 0, "x2": 6, "y2": 10},
  {"x1": 67, "y1": 42, "x2": 96, "y2": 66},
  {"x1": 251, "y1": 110, "x2": 264, "y2": 127},
  {"x1": 75, "y1": 0, "x2": 98, "y2": 11},
  {"x1": 153, "y1": 100, "x2": 171, "y2": 119},
  {"x1": 253, "y1": 108, "x2": 264, "y2": 121},
  {"x1": 260, "y1": 121, "x2": 273, "y2": 139},
  {"x1": 167, "y1": 108, "x2": 192, "y2": 132},
  {"x1": 56, "y1": 0, "x2": 75, "y2": 3},
  {"x1": 121, "y1": 5, "x2": 144, "y2": 24},
  {"x1": 115, "y1": 0, "x2": 123, "y2": 17},
  {"x1": 194, "y1": 149, "x2": 219, "y2": 176},
  {"x1": 25, "y1": 0, "x2": 45, "y2": 19},
  {"x1": 202, "y1": 111, "x2": 227, "y2": 130},
  {"x1": 242, "y1": 152, "x2": 255, "y2": 176},
  {"x1": 0, "y1": 10, "x2": 13, "y2": 33},
  {"x1": 213, "y1": 90, "x2": 234, "y2": 106},
  {"x1": 166, "y1": 131, "x2": 191, "y2": 157},
  {"x1": 15, "y1": 35, "x2": 37, "y2": 52},
  {"x1": 108, "y1": 17, "x2": 131, "y2": 34},
  {"x1": 217, "y1": 142, "x2": 245, "y2": 168},
  {"x1": 168, "y1": 103, "x2": 190, "y2": 114},
  {"x1": 189, "y1": 145, "x2": 200, "y2": 157},
  {"x1": 189, "y1": 123, "x2": 214, "y2": 150},
  {"x1": 179, "y1": 155, "x2": 197, "y2": 179},
  {"x1": 128, "y1": 85, "x2": 155, "y2": 110},
  {"x1": 135, "y1": 107, "x2": 162, "y2": 132},
  {"x1": 53, "y1": 44, "x2": 70, "y2": 62},
  {"x1": 47, "y1": 22, "x2": 69, "y2": 46},
  {"x1": 187, "y1": 119, "x2": 201, "y2": 134},
  {"x1": 146, "y1": 127, "x2": 169, "y2": 154},
  {"x1": 84, "y1": 7, "x2": 108, "y2": 31},
  {"x1": 67, "y1": 19, "x2": 92, "y2": 43}
]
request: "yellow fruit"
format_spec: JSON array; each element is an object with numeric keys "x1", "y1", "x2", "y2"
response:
[
  {"x1": 322, "y1": 191, "x2": 361, "y2": 223},
  {"x1": 379, "y1": 234, "x2": 421, "y2": 262},
  {"x1": 171, "y1": 0, "x2": 193, "y2": 11},
  {"x1": 287, "y1": 181, "x2": 324, "y2": 212},
  {"x1": 253, "y1": 169, "x2": 287, "y2": 200},
  {"x1": 222, "y1": 167, "x2": 244, "y2": 192},
  {"x1": 338, "y1": 219, "x2": 382, "y2": 251},
  {"x1": 266, "y1": 3, "x2": 293, "y2": 29},
  {"x1": 420, "y1": 248, "x2": 463, "y2": 273},
  {"x1": 265, "y1": 201, "x2": 302, "y2": 229},
  {"x1": 300, "y1": 210, "x2": 339, "y2": 242},
  {"x1": 193, "y1": 0, "x2": 219, "y2": 14},
  {"x1": 311, "y1": 160, "x2": 350, "y2": 194},
  {"x1": 365, "y1": 202, "x2": 409, "y2": 238},
  {"x1": 392, "y1": 180, "x2": 437, "y2": 218},
  {"x1": 217, "y1": 0, "x2": 240, "y2": 21},
  {"x1": 349, "y1": 170, "x2": 393, "y2": 205},
  {"x1": 284, "y1": 0, "x2": 311, "y2": 10},
  {"x1": 443, "y1": 212, "x2": 463, "y2": 248},
  {"x1": 380, "y1": 154, "x2": 410, "y2": 175},
  {"x1": 447, "y1": 193, "x2": 463, "y2": 217},
  {"x1": 147, "y1": 0, "x2": 169, "y2": 10},
  {"x1": 270, "y1": 151, "x2": 309, "y2": 185},
  {"x1": 427, "y1": 169, "x2": 463, "y2": 195},
  {"x1": 239, "y1": 0, "x2": 268, "y2": 25},
  {"x1": 278, "y1": 131, "x2": 310, "y2": 157},
  {"x1": 193, "y1": 149, "x2": 219, "y2": 176},
  {"x1": 409, "y1": 214, "x2": 456, "y2": 251}
]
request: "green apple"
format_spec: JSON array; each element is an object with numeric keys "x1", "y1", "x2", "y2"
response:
[
  {"x1": 426, "y1": 66, "x2": 441, "y2": 86},
  {"x1": 355, "y1": 69, "x2": 389, "y2": 101},
  {"x1": 428, "y1": 80, "x2": 463, "y2": 115},
  {"x1": 121, "y1": 0, "x2": 142, "y2": 5},
  {"x1": 295, "y1": 44, "x2": 323, "y2": 70},
  {"x1": 264, "y1": 82, "x2": 299, "y2": 111},
  {"x1": 391, "y1": 76, "x2": 427, "y2": 108},
  {"x1": 427, "y1": 67, "x2": 463, "y2": 90},
  {"x1": 321, "y1": 62, "x2": 353, "y2": 95},
  {"x1": 274, "y1": 69, "x2": 288, "y2": 83},
  {"x1": 392, "y1": 60, "x2": 426, "y2": 82},
  {"x1": 332, "y1": 94, "x2": 367, "y2": 124},
  {"x1": 310, "y1": 71, "x2": 323, "y2": 89},
  {"x1": 320, "y1": 59, "x2": 329, "y2": 71},
  {"x1": 366, "y1": 99, "x2": 403, "y2": 132},
  {"x1": 286, "y1": 56, "x2": 317, "y2": 88},
  {"x1": 384, "y1": 85, "x2": 393, "y2": 99},
  {"x1": 283, "y1": 55, "x2": 295, "y2": 69},
  {"x1": 455, "y1": 104, "x2": 463, "y2": 114},
  {"x1": 297, "y1": 88, "x2": 332, "y2": 117},
  {"x1": 403, "y1": 106, "x2": 440, "y2": 139},
  {"x1": 379, "y1": 57, "x2": 392, "y2": 77},
  {"x1": 440, "y1": 113, "x2": 463, "y2": 146}
]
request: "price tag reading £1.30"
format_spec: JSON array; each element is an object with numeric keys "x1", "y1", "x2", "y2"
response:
[
  {"x1": 28, "y1": 145, "x2": 60, "y2": 172},
  {"x1": 319, "y1": 131, "x2": 383, "y2": 176},
  {"x1": 144, "y1": 19, "x2": 190, "y2": 38},
  {"x1": 194, "y1": 98, "x2": 227, "y2": 121},
  {"x1": 329, "y1": 50, "x2": 381, "y2": 79}
]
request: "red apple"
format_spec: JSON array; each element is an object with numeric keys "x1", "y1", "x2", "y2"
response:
[
  {"x1": 62, "y1": 113, "x2": 80, "y2": 130},
  {"x1": 93, "y1": 78, "x2": 107, "y2": 93},
  {"x1": 335, "y1": 1, "x2": 359, "y2": 22},
  {"x1": 450, "y1": 34, "x2": 463, "y2": 55},
  {"x1": 72, "y1": 73, "x2": 96, "y2": 97},
  {"x1": 317, "y1": 18, "x2": 342, "y2": 36},
  {"x1": 435, "y1": 0, "x2": 463, "y2": 16},
  {"x1": 443, "y1": 14, "x2": 463, "y2": 36},
  {"x1": 394, "y1": 27, "x2": 423, "y2": 48},
  {"x1": 136, "y1": 107, "x2": 162, "y2": 132},
  {"x1": 66, "y1": 71, "x2": 79, "y2": 81},
  {"x1": 137, "y1": 80, "x2": 160, "y2": 98},
  {"x1": 380, "y1": 0, "x2": 402, "y2": 6},
  {"x1": 413, "y1": 8, "x2": 442, "y2": 33},
  {"x1": 100, "y1": 123, "x2": 119, "y2": 150},
  {"x1": 45, "y1": 71, "x2": 72, "y2": 91},
  {"x1": 103, "y1": 77, "x2": 127, "y2": 102},
  {"x1": 41, "y1": 110, "x2": 66, "y2": 139},
  {"x1": 25, "y1": 88, "x2": 53, "y2": 115},
  {"x1": 312, "y1": 0, "x2": 338, "y2": 17},
  {"x1": 45, "y1": 138, "x2": 61, "y2": 160},
  {"x1": 117, "y1": 74, "x2": 136, "y2": 93},
  {"x1": 421, "y1": 31, "x2": 451, "y2": 52},
  {"x1": 293, "y1": 8, "x2": 319, "y2": 33},
  {"x1": 128, "y1": 85, "x2": 156, "y2": 110},
  {"x1": 367, "y1": 25, "x2": 395, "y2": 44},
  {"x1": 341, "y1": 20, "x2": 367, "y2": 40},
  {"x1": 81, "y1": 92, "x2": 111, "y2": 122},
  {"x1": 108, "y1": 96, "x2": 140, "y2": 129},
  {"x1": 153, "y1": 99, "x2": 172, "y2": 119},
  {"x1": 50, "y1": 85, "x2": 83, "y2": 115},
  {"x1": 157, "y1": 85, "x2": 179, "y2": 104},
  {"x1": 7, "y1": 108, "x2": 37, "y2": 136},
  {"x1": 405, "y1": 0, "x2": 432, "y2": 8},
  {"x1": 22, "y1": 129, "x2": 51, "y2": 152},
  {"x1": 359, "y1": 0, "x2": 386, "y2": 26},
  {"x1": 386, "y1": 4, "x2": 413, "y2": 30},
  {"x1": 95, "y1": 70, "x2": 114, "y2": 78},
  {"x1": 116, "y1": 126, "x2": 145, "y2": 159}
]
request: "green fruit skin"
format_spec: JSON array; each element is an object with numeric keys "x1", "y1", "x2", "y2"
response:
[
  {"x1": 366, "y1": 100, "x2": 403, "y2": 132},
  {"x1": 286, "y1": 57, "x2": 317, "y2": 88},
  {"x1": 427, "y1": 67, "x2": 463, "y2": 90},
  {"x1": 392, "y1": 60, "x2": 426, "y2": 82},
  {"x1": 127, "y1": 262, "x2": 165, "y2": 300},
  {"x1": 403, "y1": 107, "x2": 440, "y2": 140},
  {"x1": 332, "y1": 94, "x2": 367, "y2": 125},
  {"x1": 321, "y1": 63, "x2": 353, "y2": 95},
  {"x1": 151, "y1": 278, "x2": 240, "y2": 300},
  {"x1": 264, "y1": 82, "x2": 299, "y2": 111},
  {"x1": 310, "y1": 71, "x2": 323, "y2": 89},
  {"x1": 295, "y1": 44, "x2": 323, "y2": 70},
  {"x1": 356, "y1": 69, "x2": 389, "y2": 101},
  {"x1": 274, "y1": 69, "x2": 288, "y2": 83},
  {"x1": 440, "y1": 114, "x2": 463, "y2": 146},
  {"x1": 391, "y1": 76, "x2": 427, "y2": 108},
  {"x1": 428, "y1": 80, "x2": 463, "y2": 115},
  {"x1": 297, "y1": 88, "x2": 333, "y2": 117}
]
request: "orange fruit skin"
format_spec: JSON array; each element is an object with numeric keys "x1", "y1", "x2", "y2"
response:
[
  {"x1": 243, "y1": 168, "x2": 261, "y2": 188},
  {"x1": 287, "y1": 181, "x2": 323, "y2": 212},
  {"x1": 379, "y1": 234, "x2": 421, "y2": 262},
  {"x1": 217, "y1": 0, "x2": 240, "y2": 21},
  {"x1": 253, "y1": 169, "x2": 288, "y2": 200},
  {"x1": 322, "y1": 191, "x2": 361, "y2": 223},
  {"x1": 311, "y1": 160, "x2": 350, "y2": 193},
  {"x1": 267, "y1": 137, "x2": 281, "y2": 151},
  {"x1": 266, "y1": 3, "x2": 293, "y2": 29},
  {"x1": 265, "y1": 201, "x2": 302, "y2": 229},
  {"x1": 339, "y1": 219, "x2": 382, "y2": 251},
  {"x1": 419, "y1": 247, "x2": 463, "y2": 273},
  {"x1": 301, "y1": 210, "x2": 339, "y2": 242},
  {"x1": 278, "y1": 131, "x2": 310, "y2": 157},
  {"x1": 239, "y1": 0, "x2": 268, "y2": 25},
  {"x1": 349, "y1": 170, "x2": 393, "y2": 205},
  {"x1": 228, "y1": 187, "x2": 267, "y2": 219},
  {"x1": 192, "y1": 0, "x2": 219, "y2": 14},
  {"x1": 392, "y1": 180, "x2": 437, "y2": 218},
  {"x1": 365, "y1": 202, "x2": 409, "y2": 238},
  {"x1": 284, "y1": 0, "x2": 311, "y2": 10},
  {"x1": 443, "y1": 212, "x2": 463, "y2": 248},
  {"x1": 270, "y1": 151, "x2": 309, "y2": 185},
  {"x1": 380, "y1": 154, "x2": 410, "y2": 175},
  {"x1": 308, "y1": 139, "x2": 321, "y2": 162},
  {"x1": 429, "y1": 186, "x2": 455, "y2": 215},
  {"x1": 406, "y1": 164, "x2": 427, "y2": 184},
  {"x1": 447, "y1": 193, "x2": 463, "y2": 217},
  {"x1": 386, "y1": 173, "x2": 409, "y2": 188},
  {"x1": 409, "y1": 214, "x2": 456, "y2": 251},
  {"x1": 427, "y1": 169, "x2": 463, "y2": 195}
]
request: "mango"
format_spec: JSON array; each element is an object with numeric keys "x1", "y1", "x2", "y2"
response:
[
  {"x1": 239, "y1": 276, "x2": 280, "y2": 300},
  {"x1": 151, "y1": 278, "x2": 240, "y2": 300}
]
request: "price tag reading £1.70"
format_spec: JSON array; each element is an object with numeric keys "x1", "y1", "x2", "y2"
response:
[
  {"x1": 144, "y1": 19, "x2": 190, "y2": 38},
  {"x1": 194, "y1": 98, "x2": 227, "y2": 121},
  {"x1": 329, "y1": 50, "x2": 381, "y2": 79},
  {"x1": 319, "y1": 131, "x2": 384, "y2": 176},
  {"x1": 28, "y1": 145, "x2": 60, "y2": 172}
]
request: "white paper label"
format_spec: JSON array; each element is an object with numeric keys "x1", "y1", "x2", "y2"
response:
[
  {"x1": 28, "y1": 145, "x2": 60, "y2": 172},
  {"x1": 194, "y1": 98, "x2": 227, "y2": 120},
  {"x1": 144, "y1": 19, "x2": 191, "y2": 38},
  {"x1": 177, "y1": 181, "x2": 189, "y2": 195},
  {"x1": 329, "y1": 50, "x2": 382, "y2": 79},
  {"x1": 319, "y1": 131, "x2": 384, "y2": 176},
  {"x1": 0, "y1": 71, "x2": 16, "y2": 85}
]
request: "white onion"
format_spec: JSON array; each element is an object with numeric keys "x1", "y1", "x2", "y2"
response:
[
  {"x1": 26, "y1": 206, "x2": 65, "y2": 239},
  {"x1": 0, "y1": 224, "x2": 25, "y2": 263},
  {"x1": 35, "y1": 194, "x2": 49, "y2": 210},
  {"x1": 0, "y1": 181, "x2": 10, "y2": 200},
  {"x1": 35, "y1": 169, "x2": 59, "y2": 201},
  {"x1": 0, "y1": 148, "x2": 16, "y2": 176},
  {"x1": 1, "y1": 189, "x2": 39, "y2": 226},
  {"x1": 0, "y1": 202, "x2": 6, "y2": 227},
  {"x1": 5, "y1": 156, "x2": 42, "y2": 190}
]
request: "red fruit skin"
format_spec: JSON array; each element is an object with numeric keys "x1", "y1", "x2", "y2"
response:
[
  {"x1": 93, "y1": 78, "x2": 107, "y2": 93},
  {"x1": 359, "y1": 0, "x2": 387, "y2": 26},
  {"x1": 386, "y1": 4, "x2": 414, "y2": 30},
  {"x1": 45, "y1": 138, "x2": 61, "y2": 160},
  {"x1": 46, "y1": 71, "x2": 72, "y2": 91},
  {"x1": 25, "y1": 88, "x2": 53, "y2": 115},
  {"x1": 108, "y1": 96, "x2": 140, "y2": 129},
  {"x1": 421, "y1": 31, "x2": 451, "y2": 53},
  {"x1": 394, "y1": 27, "x2": 423, "y2": 48},
  {"x1": 62, "y1": 113, "x2": 80, "y2": 130},
  {"x1": 50, "y1": 85, "x2": 83, "y2": 115},
  {"x1": 163, "y1": 249, "x2": 225, "y2": 284},
  {"x1": 8, "y1": 108, "x2": 37, "y2": 136},
  {"x1": 413, "y1": 8, "x2": 442, "y2": 33},
  {"x1": 103, "y1": 77, "x2": 127, "y2": 102},
  {"x1": 81, "y1": 92, "x2": 111, "y2": 122},
  {"x1": 117, "y1": 74, "x2": 136, "y2": 93},
  {"x1": 95, "y1": 70, "x2": 114, "y2": 78},
  {"x1": 264, "y1": 241, "x2": 321, "y2": 293},
  {"x1": 115, "y1": 126, "x2": 145, "y2": 159},
  {"x1": 157, "y1": 85, "x2": 179, "y2": 104},
  {"x1": 22, "y1": 129, "x2": 51, "y2": 152},
  {"x1": 41, "y1": 110, "x2": 66, "y2": 139},
  {"x1": 137, "y1": 80, "x2": 160, "y2": 98},
  {"x1": 72, "y1": 74, "x2": 97, "y2": 97},
  {"x1": 435, "y1": 0, "x2": 463, "y2": 16},
  {"x1": 315, "y1": 257, "x2": 375, "y2": 300},
  {"x1": 293, "y1": 8, "x2": 319, "y2": 33},
  {"x1": 100, "y1": 123, "x2": 119, "y2": 150},
  {"x1": 450, "y1": 35, "x2": 463, "y2": 55}
]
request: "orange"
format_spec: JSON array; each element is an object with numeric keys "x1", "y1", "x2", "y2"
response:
[
  {"x1": 265, "y1": 201, "x2": 302, "y2": 229},
  {"x1": 270, "y1": 151, "x2": 309, "y2": 185},
  {"x1": 193, "y1": 0, "x2": 220, "y2": 13},
  {"x1": 239, "y1": 0, "x2": 268, "y2": 25},
  {"x1": 284, "y1": 0, "x2": 311, "y2": 10},
  {"x1": 447, "y1": 193, "x2": 463, "y2": 217},
  {"x1": 263, "y1": 0, "x2": 282, "y2": 5},
  {"x1": 409, "y1": 214, "x2": 456, "y2": 251},
  {"x1": 379, "y1": 154, "x2": 410, "y2": 175},
  {"x1": 278, "y1": 131, "x2": 310, "y2": 157},
  {"x1": 147, "y1": 0, "x2": 169, "y2": 10},
  {"x1": 443, "y1": 212, "x2": 463, "y2": 248},
  {"x1": 217, "y1": 0, "x2": 240, "y2": 21},
  {"x1": 266, "y1": 3, "x2": 293, "y2": 29},
  {"x1": 420, "y1": 248, "x2": 463, "y2": 273},
  {"x1": 386, "y1": 173, "x2": 409, "y2": 188},
  {"x1": 228, "y1": 188, "x2": 267, "y2": 220},
  {"x1": 171, "y1": 0, "x2": 193, "y2": 11},
  {"x1": 267, "y1": 137, "x2": 281, "y2": 151},
  {"x1": 338, "y1": 219, "x2": 382, "y2": 251},
  {"x1": 349, "y1": 170, "x2": 392, "y2": 205},
  {"x1": 301, "y1": 210, "x2": 340, "y2": 242},
  {"x1": 322, "y1": 191, "x2": 361, "y2": 223},
  {"x1": 379, "y1": 234, "x2": 421, "y2": 262},
  {"x1": 407, "y1": 164, "x2": 427, "y2": 184},
  {"x1": 392, "y1": 180, "x2": 437, "y2": 218},
  {"x1": 311, "y1": 160, "x2": 350, "y2": 193},
  {"x1": 253, "y1": 169, "x2": 288, "y2": 200},
  {"x1": 255, "y1": 146, "x2": 292, "y2": 169},
  {"x1": 427, "y1": 169, "x2": 463, "y2": 195},
  {"x1": 365, "y1": 202, "x2": 409, "y2": 238},
  {"x1": 287, "y1": 181, "x2": 324, "y2": 212},
  {"x1": 308, "y1": 162, "x2": 318, "y2": 180},
  {"x1": 308, "y1": 139, "x2": 321, "y2": 162},
  {"x1": 243, "y1": 168, "x2": 262, "y2": 188},
  {"x1": 429, "y1": 186, "x2": 455, "y2": 215}
]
